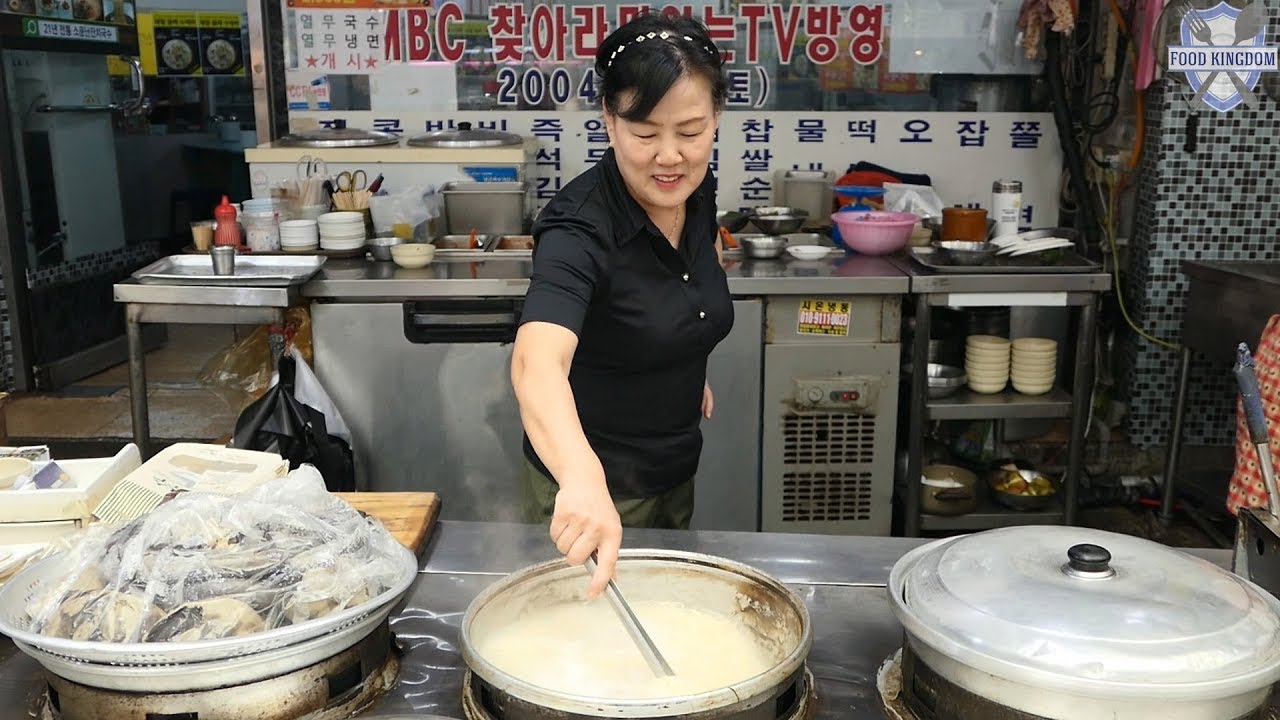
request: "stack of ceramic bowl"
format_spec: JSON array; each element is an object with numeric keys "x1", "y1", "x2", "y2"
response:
[
  {"x1": 1011, "y1": 338, "x2": 1058, "y2": 395},
  {"x1": 318, "y1": 211, "x2": 367, "y2": 251},
  {"x1": 279, "y1": 219, "x2": 319, "y2": 252},
  {"x1": 965, "y1": 335, "x2": 1011, "y2": 394}
]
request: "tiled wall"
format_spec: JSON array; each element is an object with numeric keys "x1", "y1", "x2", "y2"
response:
[
  {"x1": 26, "y1": 242, "x2": 160, "y2": 289},
  {"x1": 0, "y1": 242, "x2": 161, "y2": 391},
  {"x1": 1124, "y1": 49, "x2": 1280, "y2": 448}
]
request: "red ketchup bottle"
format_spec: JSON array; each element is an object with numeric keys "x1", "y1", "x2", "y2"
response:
[{"x1": 213, "y1": 196, "x2": 241, "y2": 247}]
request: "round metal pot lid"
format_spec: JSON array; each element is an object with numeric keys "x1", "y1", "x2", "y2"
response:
[
  {"x1": 276, "y1": 122, "x2": 400, "y2": 148},
  {"x1": 889, "y1": 526, "x2": 1280, "y2": 699},
  {"x1": 407, "y1": 121, "x2": 523, "y2": 148}
]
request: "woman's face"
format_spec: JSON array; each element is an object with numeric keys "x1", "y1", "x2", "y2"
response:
[{"x1": 604, "y1": 73, "x2": 719, "y2": 218}]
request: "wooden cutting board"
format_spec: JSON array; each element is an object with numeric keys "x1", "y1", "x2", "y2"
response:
[{"x1": 336, "y1": 492, "x2": 441, "y2": 555}]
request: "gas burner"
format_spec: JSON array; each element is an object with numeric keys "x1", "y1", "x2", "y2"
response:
[
  {"x1": 32, "y1": 622, "x2": 399, "y2": 720},
  {"x1": 879, "y1": 642, "x2": 1276, "y2": 720},
  {"x1": 460, "y1": 665, "x2": 817, "y2": 720}
]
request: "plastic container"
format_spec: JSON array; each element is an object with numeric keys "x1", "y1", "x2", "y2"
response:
[
  {"x1": 830, "y1": 211, "x2": 917, "y2": 256},
  {"x1": 941, "y1": 206, "x2": 989, "y2": 242},
  {"x1": 241, "y1": 210, "x2": 281, "y2": 252}
]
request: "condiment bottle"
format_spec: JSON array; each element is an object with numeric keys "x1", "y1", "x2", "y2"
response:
[
  {"x1": 991, "y1": 179, "x2": 1023, "y2": 238},
  {"x1": 213, "y1": 195, "x2": 240, "y2": 246}
]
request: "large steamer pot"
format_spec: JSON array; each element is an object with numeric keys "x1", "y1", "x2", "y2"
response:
[
  {"x1": 889, "y1": 526, "x2": 1280, "y2": 720},
  {"x1": 460, "y1": 550, "x2": 812, "y2": 719}
]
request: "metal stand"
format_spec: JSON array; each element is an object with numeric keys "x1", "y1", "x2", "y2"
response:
[
  {"x1": 897, "y1": 264, "x2": 1109, "y2": 537},
  {"x1": 116, "y1": 282, "x2": 296, "y2": 458},
  {"x1": 1159, "y1": 346, "x2": 1194, "y2": 527}
]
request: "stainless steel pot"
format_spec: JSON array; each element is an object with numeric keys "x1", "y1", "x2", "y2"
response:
[
  {"x1": 275, "y1": 122, "x2": 400, "y2": 148},
  {"x1": 889, "y1": 526, "x2": 1280, "y2": 719},
  {"x1": 408, "y1": 121, "x2": 525, "y2": 148},
  {"x1": 460, "y1": 550, "x2": 812, "y2": 719},
  {"x1": 920, "y1": 464, "x2": 977, "y2": 516}
]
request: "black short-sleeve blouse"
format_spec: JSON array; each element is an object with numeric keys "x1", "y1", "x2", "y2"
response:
[{"x1": 519, "y1": 148, "x2": 734, "y2": 499}]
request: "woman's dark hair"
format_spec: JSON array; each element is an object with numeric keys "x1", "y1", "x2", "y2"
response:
[{"x1": 595, "y1": 13, "x2": 727, "y2": 122}]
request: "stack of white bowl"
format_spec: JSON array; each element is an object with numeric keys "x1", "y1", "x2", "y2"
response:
[
  {"x1": 965, "y1": 335, "x2": 1011, "y2": 394},
  {"x1": 1011, "y1": 338, "x2": 1058, "y2": 395},
  {"x1": 279, "y1": 220, "x2": 319, "y2": 252},
  {"x1": 318, "y1": 212, "x2": 366, "y2": 251}
]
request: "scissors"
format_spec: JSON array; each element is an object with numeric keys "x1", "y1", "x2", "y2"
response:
[
  {"x1": 296, "y1": 155, "x2": 327, "y2": 182},
  {"x1": 336, "y1": 169, "x2": 368, "y2": 192}
]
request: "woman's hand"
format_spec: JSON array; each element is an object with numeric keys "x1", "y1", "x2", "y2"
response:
[
  {"x1": 551, "y1": 477, "x2": 622, "y2": 599},
  {"x1": 702, "y1": 381, "x2": 714, "y2": 419}
]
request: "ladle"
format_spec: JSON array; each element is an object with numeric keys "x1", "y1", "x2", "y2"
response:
[{"x1": 584, "y1": 554, "x2": 675, "y2": 677}]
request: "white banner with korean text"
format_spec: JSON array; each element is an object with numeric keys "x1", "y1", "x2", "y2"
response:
[{"x1": 287, "y1": 110, "x2": 1061, "y2": 225}]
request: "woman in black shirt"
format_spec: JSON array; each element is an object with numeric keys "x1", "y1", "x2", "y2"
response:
[{"x1": 511, "y1": 14, "x2": 734, "y2": 598}]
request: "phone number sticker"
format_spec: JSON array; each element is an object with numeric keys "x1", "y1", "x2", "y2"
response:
[{"x1": 797, "y1": 299, "x2": 851, "y2": 336}]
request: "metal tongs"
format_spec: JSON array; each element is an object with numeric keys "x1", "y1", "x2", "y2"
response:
[
  {"x1": 584, "y1": 554, "x2": 675, "y2": 677},
  {"x1": 1231, "y1": 343, "x2": 1280, "y2": 592}
]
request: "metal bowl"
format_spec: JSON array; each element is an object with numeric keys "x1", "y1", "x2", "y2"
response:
[
  {"x1": 751, "y1": 207, "x2": 809, "y2": 235},
  {"x1": 926, "y1": 363, "x2": 967, "y2": 399},
  {"x1": 717, "y1": 210, "x2": 750, "y2": 234},
  {"x1": 460, "y1": 549, "x2": 812, "y2": 717},
  {"x1": 933, "y1": 240, "x2": 998, "y2": 266},
  {"x1": 738, "y1": 234, "x2": 788, "y2": 259},
  {"x1": 366, "y1": 234, "x2": 405, "y2": 261},
  {"x1": 906, "y1": 363, "x2": 968, "y2": 399}
]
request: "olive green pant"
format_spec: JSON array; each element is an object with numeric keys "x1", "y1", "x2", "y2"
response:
[{"x1": 521, "y1": 461, "x2": 695, "y2": 530}]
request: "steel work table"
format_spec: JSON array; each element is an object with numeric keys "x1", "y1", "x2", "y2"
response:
[
  {"x1": 0, "y1": 521, "x2": 1238, "y2": 719},
  {"x1": 112, "y1": 280, "x2": 299, "y2": 458},
  {"x1": 1160, "y1": 261, "x2": 1280, "y2": 525}
]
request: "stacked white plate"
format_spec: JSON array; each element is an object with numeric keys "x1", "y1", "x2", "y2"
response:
[
  {"x1": 279, "y1": 219, "x2": 319, "y2": 252},
  {"x1": 1011, "y1": 338, "x2": 1058, "y2": 395},
  {"x1": 966, "y1": 335, "x2": 1011, "y2": 394},
  {"x1": 318, "y1": 212, "x2": 366, "y2": 251}
]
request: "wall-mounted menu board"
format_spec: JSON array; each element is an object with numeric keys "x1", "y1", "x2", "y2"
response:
[{"x1": 137, "y1": 11, "x2": 244, "y2": 77}]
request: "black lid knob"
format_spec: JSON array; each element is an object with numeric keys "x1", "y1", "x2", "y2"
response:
[{"x1": 1067, "y1": 544, "x2": 1112, "y2": 573}]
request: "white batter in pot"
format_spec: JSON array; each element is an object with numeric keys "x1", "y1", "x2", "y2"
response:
[{"x1": 475, "y1": 599, "x2": 776, "y2": 699}]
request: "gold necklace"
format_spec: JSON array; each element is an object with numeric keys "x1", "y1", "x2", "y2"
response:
[{"x1": 666, "y1": 206, "x2": 682, "y2": 245}]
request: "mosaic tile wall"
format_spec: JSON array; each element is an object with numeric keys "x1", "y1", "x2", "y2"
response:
[
  {"x1": 1124, "y1": 38, "x2": 1280, "y2": 448},
  {"x1": 0, "y1": 242, "x2": 161, "y2": 392},
  {"x1": 26, "y1": 242, "x2": 161, "y2": 290}
]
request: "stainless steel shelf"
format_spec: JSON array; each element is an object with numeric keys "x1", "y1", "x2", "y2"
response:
[
  {"x1": 920, "y1": 496, "x2": 1064, "y2": 532},
  {"x1": 926, "y1": 388, "x2": 1072, "y2": 420}
]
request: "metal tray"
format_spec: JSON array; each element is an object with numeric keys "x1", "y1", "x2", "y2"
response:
[
  {"x1": 13, "y1": 606, "x2": 390, "y2": 692},
  {"x1": 907, "y1": 247, "x2": 1101, "y2": 274},
  {"x1": 0, "y1": 543, "x2": 416, "y2": 667},
  {"x1": 132, "y1": 254, "x2": 327, "y2": 286}
]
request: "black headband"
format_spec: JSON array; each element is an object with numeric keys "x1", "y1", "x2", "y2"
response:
[{"x1": 605, "y1": 30, "x2": 717, "y2": 69}]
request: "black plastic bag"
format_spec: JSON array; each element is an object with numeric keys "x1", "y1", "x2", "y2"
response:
[{"x1": 230, "y1": 356, "x2": 355, "y2": 492}]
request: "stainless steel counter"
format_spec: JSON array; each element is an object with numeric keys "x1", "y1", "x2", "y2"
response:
[
  {"x1": 888, "y1": 257, "x2": 1110, "y2": 295},
  {"x1": 0, "y1": 521, "x2": 1236, "y2": 720},
  {"x1": 302, "y1": 253, "x2": 909, "y2": 299},
  {"x1": 113, "y1": 279, "x2": 298, "y2": 308}
]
